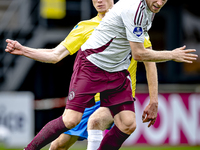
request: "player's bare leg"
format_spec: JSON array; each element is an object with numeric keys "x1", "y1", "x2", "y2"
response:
[
  {"x1": 97, "y1": 102, "x2": 136, "y2": 150},
  {"x1": 62, "y1": 109, "x2": 83, "y2": 129},
  {"x1": 88, "y1": 107, "x2": 113, "y2": 130},
  {"x1": 114, "y1": 110, "x2": 136, "y2": 135},
  {"x1": 87, "y1": 107, "x2": 113, "y2": 150},
  {"x1": 49, "y1": 134, "x2": 79, "y2": 150}
]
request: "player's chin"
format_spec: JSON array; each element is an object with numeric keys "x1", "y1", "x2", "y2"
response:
[
  {"x1": 152, "y1": 9, "x2": 160, "y2": 13},
  {"x1": 151, "y1": 7, "x2": 161, "y2": 13}
]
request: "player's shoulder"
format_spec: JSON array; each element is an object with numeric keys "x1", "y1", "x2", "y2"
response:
[
  {"x1": 77, "y1": 16, "x2": 100, "y2": 27},
  {"x1": 71, "y1": 16, "x2": 100, "y2": 32}
]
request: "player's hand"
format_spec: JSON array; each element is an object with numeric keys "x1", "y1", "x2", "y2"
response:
[
  {"x1": 5, "y1": 39, "x2": 24, "y2": 55},
  {"x1": 142, "y1": 102, "x2": 158, "y2": 127},
  {"x1": 172, "y1": 46, "x2": 198, "y2": 63}
]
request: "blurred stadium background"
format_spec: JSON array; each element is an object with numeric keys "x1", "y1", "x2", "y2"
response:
[{"x1": 0, "y1": 0, "x2": 200, "y2": 149}]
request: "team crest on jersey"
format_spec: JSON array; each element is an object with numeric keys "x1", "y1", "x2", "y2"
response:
[
  {"x1": 133, "y1": 27, "x2": 143, "y2": 37},
  {"x1": 68, "y1": 91, "x2": 75, "y2": 100}
]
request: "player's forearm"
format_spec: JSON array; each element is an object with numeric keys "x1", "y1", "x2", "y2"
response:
[
  {"x1": 22, "y1": 46, "x2": 60, "y2": 64},
  {"x1": 131, "y1": 42, "x2": 197, "y2": 63},
  {"x1": 144, "y1": 62, "x2": 158, "y2": 104},
  {"x1": 130, "y1": 41, "x2": 171, "y2": 62},
  {"x1": 133, "y1": 48, "x2": 173, "y2": 62}
]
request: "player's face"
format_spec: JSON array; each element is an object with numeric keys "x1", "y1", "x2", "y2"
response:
[
  {"x1": 92, "y1": 0, "x2": 114, "y2": 14},
  {"x1": 146, "y1": 0, "x2": 167, "y2": 13}
]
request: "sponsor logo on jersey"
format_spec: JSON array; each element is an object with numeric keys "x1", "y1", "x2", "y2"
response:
[{"x1": 133, "y1": 27, "x2": 143, "y2": 37}]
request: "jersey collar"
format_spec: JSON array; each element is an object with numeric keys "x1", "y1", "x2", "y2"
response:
[{"x1": 96, "y1": 14, "x2": 102, "y2": 21}]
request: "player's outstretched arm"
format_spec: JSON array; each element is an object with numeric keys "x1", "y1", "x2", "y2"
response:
[
  {"x1": 5, "y1": 39, "x2": 70, "y2": 64},
  {"x1": 129, "y1": 41, "x2": 198, "y2": 63}
]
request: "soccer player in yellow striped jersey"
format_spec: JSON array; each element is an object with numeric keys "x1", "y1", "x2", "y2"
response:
[{"x1": 5, "y1": 0, "x2": 158, "y2": 149}]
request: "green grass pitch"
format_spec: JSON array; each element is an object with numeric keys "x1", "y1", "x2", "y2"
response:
[{"x1": 0, "y1": 143, "x2": 199, "y2": 150}]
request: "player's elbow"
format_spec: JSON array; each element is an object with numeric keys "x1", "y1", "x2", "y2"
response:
[
  {"x1": 50, "y1": 57, "x2": 59, "y2": 64},
  {"x1": 130, "y1": 42, "x2": 148, "y2": 61},
  {"x1": 132, "y1": 49, "x2": 152, "y2": 62},
  {"x1": 51, "y1": 58, "x2": 59, "y2": 64},
  {"x1": 132, "y1": 52, "x2": 144, "y2": 61},
  {"x1": 51, "y1": 52, "x2": 62, "y2": 64}
]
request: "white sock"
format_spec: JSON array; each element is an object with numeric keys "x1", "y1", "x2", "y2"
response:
[{"x1": 87, "y1": 130, "x2": 103, "y2": 150}]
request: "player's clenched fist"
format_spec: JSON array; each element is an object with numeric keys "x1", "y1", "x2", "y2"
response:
[{"x1": 5, "y1": 39, "x2": 24, "y2": 56}]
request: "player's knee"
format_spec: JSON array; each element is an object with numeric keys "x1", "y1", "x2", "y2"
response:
[
  {"x1": 64, "y1": 119, "x2": 80, "y2": 129},
  {"x1": 50, "y1": 141, "x2": 67, "y2": 150},
  {"x1": 62, "y1": 116, "x2": 80, "y2": 129},
  {"x1": 49, "y1": 141, "x2": 58, "y2": 150},
  {"x1": 129, "y1": 121, "x2": 137, "y2": 133},
  {"x1": 121, "y1": 119, "x2": 137, "y2": 134},
  {"x1": 115, "y1": 110, "x2": 137, "y2": 134},
  {"x1": 62, "y1": 110, "x2": 82, "y2": 129},
  {"x1": 88, "y1": 117, "x2": 101, "y2": 130}
]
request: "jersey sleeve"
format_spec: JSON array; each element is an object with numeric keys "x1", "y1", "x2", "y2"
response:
[
  {"x1": 120, "y1": 4, "x2": 145, "y2": 43},
  {"x1": 60, "y1": 23, "x2": 87, "y2": 55}
]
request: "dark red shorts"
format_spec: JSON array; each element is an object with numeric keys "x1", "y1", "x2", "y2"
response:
[
  {"x1": 108, "y1": 101, "x2": 135, "y2": 117},
  {"x1": 66, "y1": 50, "x2": 135, "y2": 114}
]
